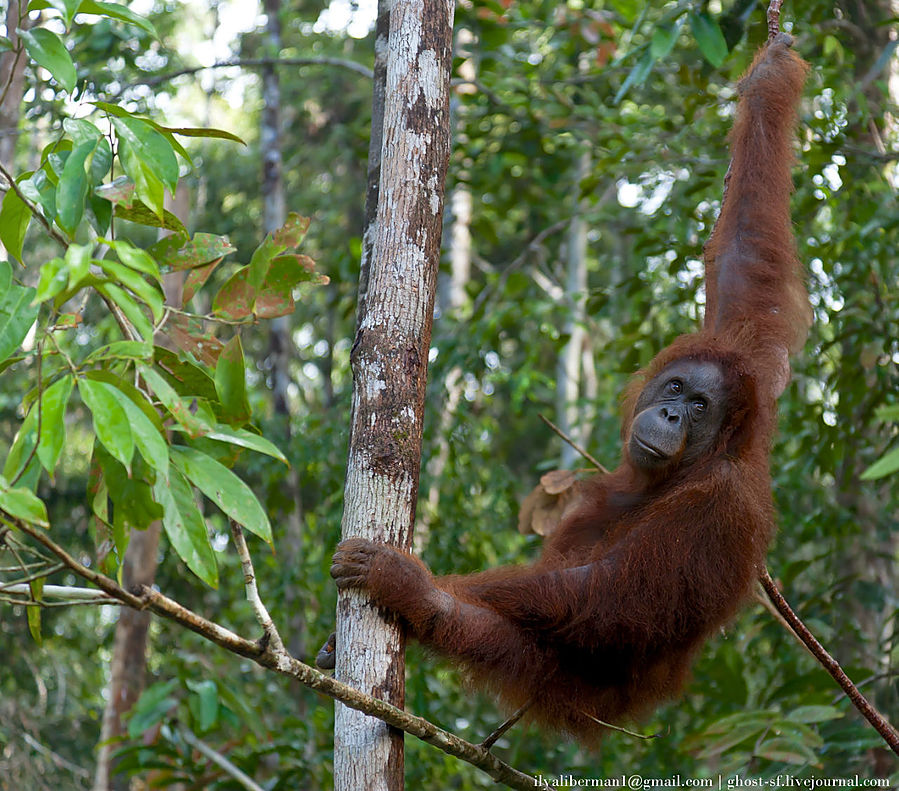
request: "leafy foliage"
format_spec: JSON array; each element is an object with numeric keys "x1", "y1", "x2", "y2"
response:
[{"x1": 0, "y1": 0, "x2": 897, "y2": 789}]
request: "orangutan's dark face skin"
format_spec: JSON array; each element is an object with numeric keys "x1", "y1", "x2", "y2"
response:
[{"x1": 628, "y1": 359, "x2": 728, "y2": 471}]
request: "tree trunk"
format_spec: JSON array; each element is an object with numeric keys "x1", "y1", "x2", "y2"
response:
[
  {"x1": 556, "y1": 148, "x2": 590, "y2": 468},
  {"x1": 334, "y1": 1, "x2": 454, "y2": 789}
]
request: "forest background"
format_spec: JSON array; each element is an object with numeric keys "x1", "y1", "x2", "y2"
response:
[{"x1": 0, "y1": 0, "x2": 897, "y2": 788}]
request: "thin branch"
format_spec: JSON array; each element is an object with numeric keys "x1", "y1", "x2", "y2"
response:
[
  {"x1": 481, "y1": 700, "x2": 533, "y2": 749},
  {"x1": 537, "y1": 413, "x2": 609, "y2": 474},
  {"x1": 178, "y1": 725, "x2": 266, "y2": 791},
  {"x1": 229, "y1": 518, "x2": 285, "y2": 653},
  {"x1": 120, "y1": 56, "x2": 373, "y2": 95},
  {"x1": 759, "y1": 567, "x2": 899, "y2": 756},
  {"x1": 0, "y1": 583, "x2": 119, "y2": 603},
  {"x1": 22, "y1": 732, "x2": 91, "y2": 780},
  {"x1": 766, "y1": 0, "x2": 784, "y2": 41},
  {"x1": 6, "y1": 514, "x2": 536, "y2": 790},
  {"x1": 0, "y1": 160, "x2": 68, "y2": 248}
]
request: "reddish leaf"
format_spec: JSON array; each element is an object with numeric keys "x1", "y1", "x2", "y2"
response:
[
  {"x1": 271, "y1": 212, "x2": 310, "y2": 249},
  {"x1": 183, "y1": 258, "x2": 223, "y2": 303},
  {"x1": 211, "y1": 267, "x2": 255, "y2": 321},
  {"x1": 148, "y1": 232, "x2": 235, "y2": 272},
  {"x1": 164, "y1": 314, "x2": 224, "y2": 367}
]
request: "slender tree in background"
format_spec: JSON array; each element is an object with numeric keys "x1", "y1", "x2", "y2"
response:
[
  {"x1": 334, "y1": 1, "x2": 454, "y2": 788},
  {"x1": 0, "y1": 0, "x2": 28, "y2": 171}
]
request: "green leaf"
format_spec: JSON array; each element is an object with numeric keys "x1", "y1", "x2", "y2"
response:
[
  {"x1": 860, "y1": 446, "x2": 899, "y2": 480},
  {"x1": 874, "y1": 404, "x2": 899, "y2": 421},
  {"x1": 98, "y1": 258, "x2": 164, "y2": 322},
  {"x1": 84, "y1": 340, "x2": 153, "y2": 363},
  {"x1": 137, "y1": 363, "x2": 212, "y2": 438},
  {"x1": 34, "y1": 257, "x2": 68, "y2": 303},
  {"x1": 96, "y1": 281, "x2": 154, "y2": 341},
  {"x1": 107, "y1": 238, "x2": 162, "y2": 281},
  {"x1": 127, "y1": 680, "x2": 178, "y2": 738},
  {"x1": 114, "y1": 200, "x2": 187, "y2": 235},
  {"x1": 614, "y1": 50, "x2": 655, "y2": 104},
  {"x1": 689, "y1": 11, "x2": 728, "y2": 68},
  {"x1": 753, "y1": 736, "x2": 817, "y2": 765},
  {"x1": 186, "y1": 679, "x2": 220, "y2": 732},
  {"x1": 27, "y1": 577, "x2": 43, "y2": 643},
  {"x1": 37, "y1": 0, "x2": 80, "y2": 27},
  {"x1": 76, "y1": 0, "x2": 158, "y2": 37},
  {"x1": 63, "y1": 118, "x2": 111, "y2": 184},
  {"x1": 170, "y1": 445, "x2": 272, "y2": 543},
  {"x1": 160, "y1": 125, "x2": 246, "y2": 145},
  {"x1": 65, "y1": 242, "x2": 92, "y2": 287},
  {"x1": 154, "y1": 468, "x2": 218, "y2": 587},
  {"x1": 214, "y1": 336, "x2": 250, "y2": 425},
  {"x1": 0, "y1": 475, "x2": 49, "y2": 526},
  {"x1": 785, "y1": 705, "x2": 844, "y2": 724},
  {"x1": 35, "y1": 375, "x2": 74, "y2": 472},
  {"x1": 650, "y1": 23, "x2": 680, "y2": 60},
  {"x1": 79, "y1": 379, "x2": 134, "y2": 471},
  {"x1": 116, "y1": 136, "x2": 164, "y2": 218},
  {"x1": 0, "y1": 261, "x2": 39, "y2": 364},
  {"x1": 110, "y1": 116, "x2": 178, "y2": 194},
  {"x1": 0, "y1": 186, "x2": 32, "y2": 262},
  {"x1": 103, "y1": 384, "x2": 168, "y2": 476},
  {"x1": 20, "y1": 27, "x2": 76, "y2": 92},
  {"x1": 206, "y1": 425, "x2": 287, "y2": 464}
]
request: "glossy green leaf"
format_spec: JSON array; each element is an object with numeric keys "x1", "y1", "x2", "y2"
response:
[
  {"x1": 214, "y1": 336, "x2": 250, "y2": 425},
  {"x1": 20, "y1": 27, "x2": 76, "y2": 92},
  {"x1": 0, "y1": 475, "x2": 49, "y2": 527},
  {"x1": 111, "y1": 116, "x2": 178, "y2": 194},
  {"x1": 34, "y1": 257, "x2": 68, "y2": 303},
  {"x1": 170, "y1": 445, "x2": 271, "y2": 543},
  {"x1": 0, "y1": 261, "x2": 39, "y2": 364},
  {"x1": 116, "y1": 137, "x2": 164, "y2": 219},
  {"x1": 137, "y1": 363, "x2": 212, "y2": 438},
  {"x1": 35, "y1": 375, "x2": 74, "y2": 472},
  {"x1": 98, "y1": 258, "x2": 164, "y2": 322},
  {"x1": 860, "y1": 446, "x2": 899, "y2": 480},
  {"x1": 154, "y1": 468, "x2": 218, "y2": 587},
  {"x1": 84, "y1": 340, "x2": 153, "y2": 363},
  {"x1": 27, "y1": 577, "x2": 43, "y2": 643},
  {"x1": 186, "y1": 679, "x2": 220, "y2": 733},
  {"x1": 106, "y1": 238, "x2": 162, "y2": 281},
  {"x1": 114, "y1": 201, "x2": 187, "y2": 236},
  {"x1": 79, "y1": 379, "x2": 134, "y2": 471},
  {"x1": 57, "y1": 139, "x2": 93, "y2": 232},
  {"x1": 103, "y1": 384, "x2": 168, "y2": 476},
  {"x1": 689, "y1": 11, "x2": 728, "y2": 68},
  {"x1": 96, "y1": 282, "x2": 154, "y2": 342},
  {"x1": 205, "y1": 425, "x2": 287, "y2": 464},
  {"x1": 65, "y1": 242, "x2": 91, "y2": 287},
  {"x1": 76, "y1": 0, "x2": 158, "y2": 37},
  {"x1": 0, "y1": 186, "x2": 32, "y2": 262}
]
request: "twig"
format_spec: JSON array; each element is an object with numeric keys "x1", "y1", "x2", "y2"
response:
[
  {"x1": 118, "y1": 56, "x2": 373, "y2": 95},
  {"x1": 5, "y1": 513, "x2": 536, "y2": 790},
  {"x1": 179, "y1": 724, "x2": 265, "y2": 791},
  {"x1": 766, "y1": 0, "x2": 784, "y2": 41},
  {"x1": 581, "y1": 711, "x2": 662, "y2": 740},
  {"x1": 538, "y1": 413, "x2": 609, "y2": 474},
  {"x1": 229, "y1": 518, "x2": 285, "y2": 653},
  {"x1": 481, "y1": 700, "x2": 533, "y2": 749},
  {"x1": 759, "y1": 567, "x2": 899, "y2": 756},
  {"x1": 0, "y1": 583, "x2": 119, "y2": 603},
  {"x1": 22, "y1": 732, "x2": 91, "y2": 780}
]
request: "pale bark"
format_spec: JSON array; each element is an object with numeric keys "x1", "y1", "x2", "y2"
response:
[
  {"x1": 334, "y1": 1, "x2": 454, "y2": 788},
  {"x1": 556, "y1": 148, "x2": 590, "y2": 468}
]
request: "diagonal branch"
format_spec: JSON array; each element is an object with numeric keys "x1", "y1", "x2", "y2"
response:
[{"x1": 4, "y1": 513, "x2": 536, "y2": 790}]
